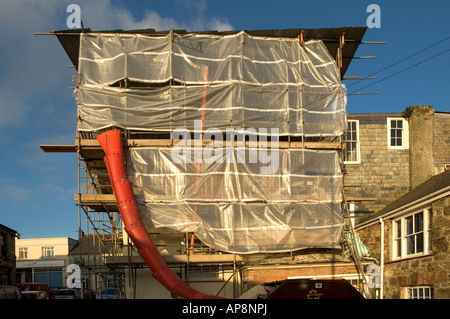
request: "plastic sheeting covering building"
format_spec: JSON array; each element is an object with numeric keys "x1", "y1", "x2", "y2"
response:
[{"x1": 75, "y1": 31, "x2": 347, "y2": 253}]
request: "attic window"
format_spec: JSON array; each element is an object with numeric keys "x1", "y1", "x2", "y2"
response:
[{"x1": 387, "y1": 118, "x2": 409, "y2": 150}]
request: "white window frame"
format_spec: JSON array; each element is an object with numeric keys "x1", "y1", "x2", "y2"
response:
[
  {"x1": 41, "y1": 246, "x2": 55, "y2": 258},
  {"x1": 344, "y1": 120, "x2": 360, "y2": 164},
  {"x1": 392, "y1": 208, "x2": 432, "y2": 260},
  {"x1": 404, "y1": 286, "x2": 434, "y2": 299},
  {"x1": 18, "y1": 247, "x2": 28, "y2": 259},
  {"x1": 387, "y1": 117, "x2": 409, "y2": 150}
]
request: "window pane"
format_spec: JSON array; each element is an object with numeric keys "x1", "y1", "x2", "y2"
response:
[
  {"x1": 397, "y1": 239, "x2": 402, "y2": 257},
  {"x1": 397, "y1": 221, "x2": 401, "y2": 238},
  {"x1": 406, "y1": 216, "x2": 413, "y2": 235},
  {"x1": 428, "y1": 210, "x2": 433, "y2": 229},
  {"x1": 415, "y1": 213, "x2": 423, "y2": 232},
  {"x1": 408, "y1": 287, "x2": 433, "y2": 299},
  {"x1": 397, "y1": 138, "x2": 402, "y2": 146},
  {"x1": 416, "y1": 233, "x2": 424, "y2": 253},
  {"x1": 407, "y1": 236, "x2": 415, "y2": 254},
  {"x1": 391, "y1": 120, "x2": 397, "y2": 128},
  {"x1": 397, "y1": 120, "x2": 403, "y2": 129}
]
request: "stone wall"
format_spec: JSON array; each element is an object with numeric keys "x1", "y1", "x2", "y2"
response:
[
  {"x1": 357, "y1": 195, "x2": 450, "y2": 299},
  {"x1": 242, "y1": 263, "x2": 360, "y2": 290},
  {"x1": 408, "y1": 105, "x2": 435, "y2": 188},
  {"x1": 0, "y1": 226, "x2": 17, "y2": 285},
  {"x1": 357, "y1": 221, "x2": 385, "y2": 263},
  {"x1": 434, "y1": 112, "x2": 450, "y2": 174},
  {"x1": 345, "y1": 114, "x2": 410, "y2": 219}
]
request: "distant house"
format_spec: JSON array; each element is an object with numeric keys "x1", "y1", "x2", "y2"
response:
[
  {"x1": 68, "y1": 234, "x2": 120, "y2": 295},
  {"x1": 356, "y1": 170, "x2": 450, "y2": 299},
  {"x1": 15, "y1": 237, "x2": 78, "y2": 288},
  {"x1": 0, "y1": 224, "x2": 19, "y2": 285}
]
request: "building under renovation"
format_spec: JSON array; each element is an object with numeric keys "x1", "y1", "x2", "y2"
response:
[{"x1": 40, "y1": 27, "x2": 376, "y2": 299}]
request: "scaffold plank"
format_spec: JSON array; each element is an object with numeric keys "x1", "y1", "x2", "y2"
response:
[
  {"x1": 74, "y1": 138, "x2": 341, "y2": 150},
  {"x1": 105, "y1": 254, "x2": 242, "y2": 266}
]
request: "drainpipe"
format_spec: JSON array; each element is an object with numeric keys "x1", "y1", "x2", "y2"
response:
[{"x1": 379, "y1": 218, "x2": 384, "y2": 299}]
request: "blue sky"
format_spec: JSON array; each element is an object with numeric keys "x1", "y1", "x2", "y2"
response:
[{"x1": 0, "y1": 0, "x2": 449, "y2": 239}]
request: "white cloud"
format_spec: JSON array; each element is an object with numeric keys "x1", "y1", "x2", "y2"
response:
[
  {"x1": 0, "y1": 184, "x2": 29, "y2": 202},
  {"x1": 76, "y1": 0, "x2": 232, "y2": 31},
  {"x1": 206, "y1": 17, "x2": 233, "y2": 31},
  {"x1": 116, "y1": 10, "x2": 180, "y2": 31}
]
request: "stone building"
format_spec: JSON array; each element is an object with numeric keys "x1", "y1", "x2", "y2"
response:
[
  {"x1": 355, "y1": 170, "x2": 450, "y2": 299},
  {"x1": 344, "y1": 105, "x2": 450, "y2": 223},
  {"x1": 0, "y1": 224, "x2": 19, "y2": 285},
  {"x1": 349, "y1": 105, "x2": 450, "y2": 299}
]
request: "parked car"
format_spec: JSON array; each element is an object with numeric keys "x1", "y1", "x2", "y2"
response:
[
  {"x1": 98, "y1": 288, "x2": 118, "y2": 299},
  {"x1": 16, "y1": 283, "x2": 54, "y2": 296},
  {"x1": 0, "y1": 285, "x2": 23, "y2": 299},
  {"x1": 52, "y1": 288, "x2": 81, "y2": 299},
  {"x1": 22, "y1": 290, "x2": 51, "y2": 299}
]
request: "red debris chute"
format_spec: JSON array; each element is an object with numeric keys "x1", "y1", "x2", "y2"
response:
[{"x1": 97, "y1": 129, "x2": 223, "y2": 299}]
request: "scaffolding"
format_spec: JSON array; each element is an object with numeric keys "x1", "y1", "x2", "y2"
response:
[
  {"x1": 75, "y1": 131, "x2": 125, "y2": 296},
  {"x1": 40, "y1": 27, "x2": 377, "y2": 298}
]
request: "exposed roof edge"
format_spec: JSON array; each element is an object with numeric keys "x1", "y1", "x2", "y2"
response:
[
  {"x1": 356, "y1": 170, "x2": 450, "y2": 229},
  {"x1": 49, "y1": 26, "x2": 367, "y2": 79}
]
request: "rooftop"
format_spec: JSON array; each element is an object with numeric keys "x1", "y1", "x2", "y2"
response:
[
  {"x1": 51, "y1": 26, "x2": 367, "y2": 79},
  {"x1": 357, "y1": 170, "x2": 450, "y2": 226}
]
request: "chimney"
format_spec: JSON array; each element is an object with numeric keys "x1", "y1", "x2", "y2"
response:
[{"x1": 405, "y1": 105, "x2": 435, "y2": 189}]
